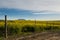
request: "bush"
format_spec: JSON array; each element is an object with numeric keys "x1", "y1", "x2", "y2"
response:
[
  {"x1": 21, "y1": 25, "x2": 35, "y2": 32},
  {"x1": 41, "y1": 26, "x2": 60, "y2": 31},
  {"x1": 53, "y1": 26, "x2": 60, "y2": 30},
  {"x1": 8, "y1": 26, "x2": 19, "y2": 35},
  {"x1": 44, "y1": 26, "x2": 52, "y2": 30},
  {"x1": 0, "y1": 26, "x2": 5, "y2": 37},
  {"x1": 39, "y1": 27, "x2": 44, "y2": 31}
]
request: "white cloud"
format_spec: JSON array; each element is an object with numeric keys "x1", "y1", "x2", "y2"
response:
[
  {"x1": 32, "y1": 13, "x2": 47, "y2": 14},
  {"x1": 32, "y1": 12, "x2": 60, "y2": 14},
  {"x1": 0, "y1": 0, "x2": 60, "y2": 12},
  {"x1": 32, "y1": 10, "x2": 60, "y2": 14}
]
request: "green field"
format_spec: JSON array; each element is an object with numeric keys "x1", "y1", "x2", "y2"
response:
[{"x1": 0, "y1": 20, "x2": 60, "y2": 38}]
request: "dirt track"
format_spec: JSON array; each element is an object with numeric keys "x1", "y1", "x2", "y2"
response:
[{"x1": 16, "y1": 31, "x2": 60, "y2": 40}]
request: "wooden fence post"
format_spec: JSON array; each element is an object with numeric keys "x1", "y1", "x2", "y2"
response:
[{"x1": 5, "y1": 15, "x2": 8, "y2": 40}]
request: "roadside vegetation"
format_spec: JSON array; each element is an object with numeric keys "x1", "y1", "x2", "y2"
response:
[{"x1": 0, "y1": 20, "x2": 60, "y2": 38}]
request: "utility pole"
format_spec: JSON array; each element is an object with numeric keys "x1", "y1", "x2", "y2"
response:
[{"x1": 5, "y1": 15, "x2": 8, "y2": 40}]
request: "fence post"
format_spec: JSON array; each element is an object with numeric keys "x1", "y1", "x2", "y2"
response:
[{"x1": 5, "y1": 15, "x2": 8, "y2": 40}]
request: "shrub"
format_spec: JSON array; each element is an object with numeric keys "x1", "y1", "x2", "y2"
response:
[
  {"x1": 8, "y1": 26, "x2": 19, "y2": 35},
  {"x1": 44, "y1": 26, "x2": 52, "y2": 30},
  {"x1": 53, "y1": 26, "x2": 60, "y2": 30},
  {"x1": 0, "y1": 26, "x2": 5, "y2": 37},
  {"x1": 21, "y1": 25, "x2": 35, "y2": 32},
  {"x1": 39, "y1": 27, "x2": 44, "y2": 31}
]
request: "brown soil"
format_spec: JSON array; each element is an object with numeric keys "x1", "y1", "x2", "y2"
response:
[{"x1": 17, "y1": 31, "x2": 60, "y2": 40}]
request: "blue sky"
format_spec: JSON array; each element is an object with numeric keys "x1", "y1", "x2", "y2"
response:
[{"x1": 0, "y1": 0, "x2": 60, "y2": 20}]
